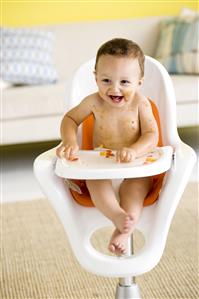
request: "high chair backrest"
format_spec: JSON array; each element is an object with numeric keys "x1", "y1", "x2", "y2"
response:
[{"x1": 69, "y1": 56, "x2": 180, "y2": 146}]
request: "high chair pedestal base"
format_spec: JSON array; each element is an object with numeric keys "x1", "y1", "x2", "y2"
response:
[
  {"x1": 115, "y1": 283, "x2": 141, "y2": 299},
  {"x1": 115, "y1": 236, "x2": 141, "y2": 299}
]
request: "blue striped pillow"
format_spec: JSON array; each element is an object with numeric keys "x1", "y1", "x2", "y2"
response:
[
  {"x1": 155, "y1": 16, "x2": 199, "y2": 74},
  {"x1": 0, "y1": 27, "x2": 58, "y2": 85}
]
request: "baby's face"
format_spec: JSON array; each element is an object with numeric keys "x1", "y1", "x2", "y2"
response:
[{"x1": 95, "y1": 55, "x2": 143, "y2": 108}]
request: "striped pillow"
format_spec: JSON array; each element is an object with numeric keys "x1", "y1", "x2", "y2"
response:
[
  {"x1": 155, "y1": 16, "x2": 199, "y2": 74},
  {"x1": 0, "y1": 27, "x2": 58, "y2": 85}
]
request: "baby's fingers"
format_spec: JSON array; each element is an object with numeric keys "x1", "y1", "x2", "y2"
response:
[
  {"x1": 56, "y1": 144, "x2": 73, "y2": 160},
  {"x1": 116, "y1": 150, "x2": 126, "y2": 162},
  {"x1": 116, "y1": 149, "x2": 133, "y2": 163},
  {"x1": 116, "y1": 150, "x2": 121, "y2": 162},
  {"x1": 125, "y1": 151, "x2": 132, "y2": 162},
  {"x1": 64, "y1": 146, "x2": 75, "y2": 160},
  {"x1": 121, "y1": 151, "x2": 127, "y2": 161},
  {"x1": 69, "y1": 147, "x2": 79, "y2": 160},
  {"x1": 56, "y1": 144, "x2": 66, "y2": 158}
]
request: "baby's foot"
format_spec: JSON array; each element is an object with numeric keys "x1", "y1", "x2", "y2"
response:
[
  {"x1": 112, "y1": 212, "x2": 134, "y2": 234},
  {"x1": 108, "y1": 229, "x2": 130, "y2": 255}
]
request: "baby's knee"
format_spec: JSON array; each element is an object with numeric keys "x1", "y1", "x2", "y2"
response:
[
  {"x1": 86, "y1": 179, "x2": 111, "y2": 189},
  {"x1": 128, "y1": 210, "x2": 141, "y2": 223},
  {"x1": 119, "y1": 178, "x2": 138, "y2": 194},
  {"x1": 120, "y1": 178, "x2": 151, "y2": 195}
]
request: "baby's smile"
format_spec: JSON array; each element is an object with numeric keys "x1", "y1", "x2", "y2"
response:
[{"x1": 109, "y1": 95, "x2": 124, "y2": 103}]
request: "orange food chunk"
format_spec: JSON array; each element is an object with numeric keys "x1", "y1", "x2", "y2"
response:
[
  {"x1": 69, "y1": 157, "x2": 79, "y2": 161},
  {"x1": 100, "y1": 151, "x2": 106, "y2": 156},
  {"x1": 100, "y1": 149, "x2": 115, "y2": 158},
  {"x1": 146, "y1": 157, "x2": 157, "y2": 162}
]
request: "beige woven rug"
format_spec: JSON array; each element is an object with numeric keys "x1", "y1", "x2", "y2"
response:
[{"x1": 1, "y1": 182, "x2": 198, "y2": 299}]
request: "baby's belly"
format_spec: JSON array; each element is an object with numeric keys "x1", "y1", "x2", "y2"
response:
[{"x1": 93, "y1": 130, "x2": 139, "y2": 150}]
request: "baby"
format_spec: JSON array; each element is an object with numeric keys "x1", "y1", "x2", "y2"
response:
[{"x1": 56, "y1": 38, "x2": 158, "y2": 255}]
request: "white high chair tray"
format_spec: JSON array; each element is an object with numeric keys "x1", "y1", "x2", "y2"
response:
[{"x1": 55, "y1": 146, "x2": 173, "y2": 179}]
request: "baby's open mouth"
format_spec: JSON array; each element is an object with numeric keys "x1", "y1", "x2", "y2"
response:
[{"x1": 109, "y1": 95, "x2": 124, "y2": 103}]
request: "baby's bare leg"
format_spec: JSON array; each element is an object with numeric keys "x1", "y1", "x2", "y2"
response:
[
  {"x1": 120, "y1": 177, "x2": 152, "y2": 223},
  {"x1": 86, "y1": 179, "x2": 134, "y2": 233},
  {"x1": 109, "y1": 177, "x2": 152, "y2": 254}
]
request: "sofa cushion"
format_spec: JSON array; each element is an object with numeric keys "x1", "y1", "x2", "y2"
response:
[
  {"x1": 2, "y1": 82, "x2": 66, "y2": 120},
  {"x1": 0, "y1": 27, "x2": 58, "y2": 85},
  {"x1": 155, "y1": 15, "x2": 199, "y2": 74},
  {"x1": 2, "y1": 75, "x2": 197, "y2": 121}
]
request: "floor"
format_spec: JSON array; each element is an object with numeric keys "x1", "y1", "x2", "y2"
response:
[{"x1": 1, "y1": 127, "x2": 198, "y2": 203}]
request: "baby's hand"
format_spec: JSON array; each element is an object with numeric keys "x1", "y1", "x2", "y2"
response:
[
  {"x1": 56, "y1": 141, "x2": 79, "y2": 160},
  {"x1": 116, "y1": 148, "x2": 136, "y2": 163}
]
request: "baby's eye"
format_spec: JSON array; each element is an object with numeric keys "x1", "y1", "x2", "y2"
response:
[
  {"x1": 102, "y1": 79, "x2": 110, "y2": 83},
  {"x1": 121, "y1": 80, "x2": 130, "y2": 85}
]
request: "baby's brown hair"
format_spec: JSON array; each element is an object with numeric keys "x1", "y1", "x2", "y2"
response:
[{"x1": 95, "y1": 38, "x2": 145, "y2": 78}]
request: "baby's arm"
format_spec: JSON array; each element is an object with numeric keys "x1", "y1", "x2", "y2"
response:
[
  {"x1": 117, "y1": 98, "x2": 159, "y2": 162},
  {"x1": 131, "y1": 98, "x2": 159, "y2": 155},
  {"x1": 56, "y1": 95, "x2": 94, "y2": 160},
  {"x1": 56, "y1": 115, "x2": 79, "y2": 160}
]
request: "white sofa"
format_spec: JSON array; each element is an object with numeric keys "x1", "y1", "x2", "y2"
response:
[{"x1": 2, "y1": 16, "x2": 198, "y2": 145}]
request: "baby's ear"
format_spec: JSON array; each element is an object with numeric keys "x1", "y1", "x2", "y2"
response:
[
  {"x1": 93, "y1": 70, "x2": 97, "y2": 82},
  {"x1": 138, "y1": 77, "x2": 144, "y2": 86}
]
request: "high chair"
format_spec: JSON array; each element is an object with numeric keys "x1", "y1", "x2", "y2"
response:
[{"x1": 34, "y1": 56, "x2": 196, "y2": 299}]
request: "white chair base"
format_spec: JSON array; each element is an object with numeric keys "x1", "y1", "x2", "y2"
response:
[
  {"x1": 115, "y1": 234, "x2": 142, "y2": 299},
  {"x1": 115, "y1": 283, "x2": 141, "y2": 299}
]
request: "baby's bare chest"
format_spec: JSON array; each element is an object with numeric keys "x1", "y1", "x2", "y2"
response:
[{"x1": 93, "y1": 109, "x2": 140, "y2": 148}]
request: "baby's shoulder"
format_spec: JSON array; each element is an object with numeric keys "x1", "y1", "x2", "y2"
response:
[
  {"x1": 82, "y1": 92, "x2": 99, "y2": 105},
  {"x1": 78, "y1": 92, "x2": 98, "y2": 109},
  {"x1": 136, "y1": 93, "x2": 151, "y2": 109}
]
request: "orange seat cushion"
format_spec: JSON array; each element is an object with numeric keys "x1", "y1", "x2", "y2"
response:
[{"x1": 69, "y1": 99, "x2": 165, "y2": 207}]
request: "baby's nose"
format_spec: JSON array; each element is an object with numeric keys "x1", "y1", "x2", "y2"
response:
[{"x1": 110, "y1": 82, "x2": 120, "y2": 92}]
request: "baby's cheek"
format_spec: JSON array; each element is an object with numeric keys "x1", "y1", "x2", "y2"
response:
[{"x1": 123, "y1": 90, "x2": 134, "y2": 101}]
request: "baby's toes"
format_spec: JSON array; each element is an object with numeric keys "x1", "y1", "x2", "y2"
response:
[
  {"x1": 108, "y1": 244, "x2": 116, "y2": 253},
  {"x1": 116, "y1": 243, "x2": 126, "y2": 255},
  {"x1": 120, "y1": 247, "x2": 126, "y2": 254},
  {"x1": 123, "y1": 217, "x2": 133, "y2": 232},
  {"x1": 119, "y1": 243, "x2": 125, "y2": 252},
  {"x1": 117, "y1": 243, "x2": 122, "y2": 249}
]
